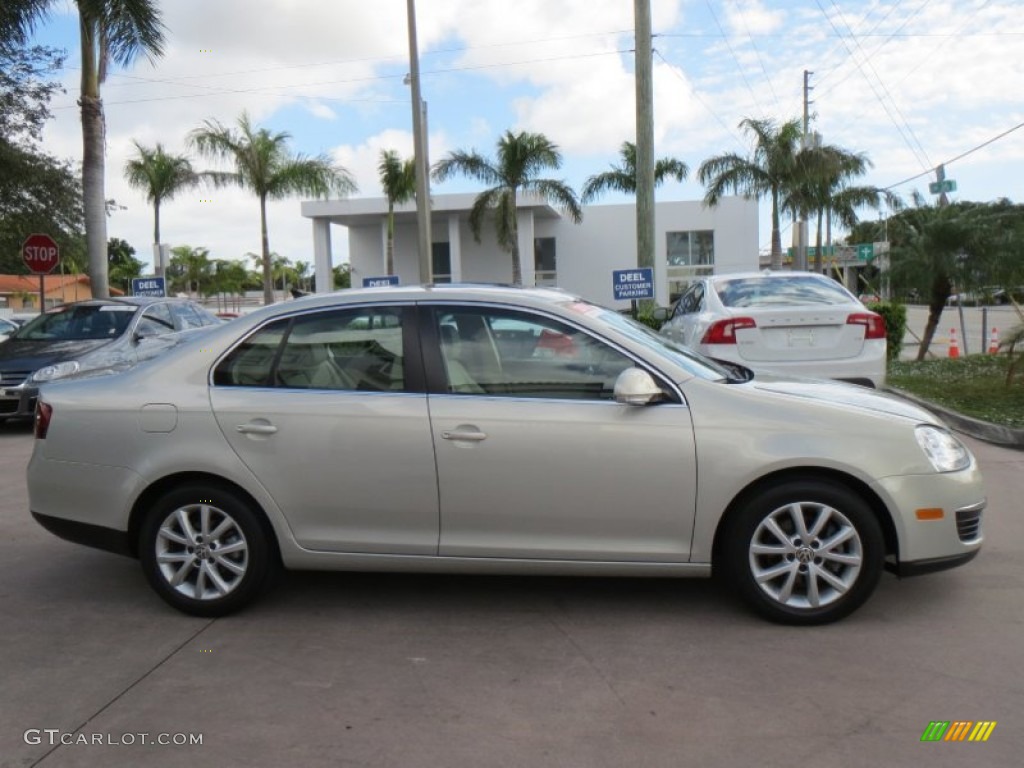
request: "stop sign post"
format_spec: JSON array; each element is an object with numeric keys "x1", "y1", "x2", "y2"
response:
[{"x1": 22, "y1": 233, "x2": 60, "y2": 312}]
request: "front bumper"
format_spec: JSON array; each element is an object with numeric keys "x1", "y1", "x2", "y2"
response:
[{"x1": 0, "y1": 384, "x2": 39, "y2": 419}]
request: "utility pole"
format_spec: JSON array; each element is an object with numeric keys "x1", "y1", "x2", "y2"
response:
[
  {"x1": 634, "y1": 0, "x2": 655, "y2": 303},
  {"x1": 794, "y1": 69, "x2": 813, "y2": 272},
  {"x1": 406, "y1": 0, "x2": 432, "y2": 283}
]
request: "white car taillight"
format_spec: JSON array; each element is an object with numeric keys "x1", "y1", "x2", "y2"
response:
[
  {"x1": 847, "y1": 312, "x2": 886, "y2": 339},
  {"x1": 701, "y1": 317, "x2": 756, "y2": 344}
]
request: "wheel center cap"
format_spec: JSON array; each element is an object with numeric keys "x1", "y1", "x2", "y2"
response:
[
  {"x1": 194, "y1": 544, "x2": 211, "y2": 560},
  {"x1": 796, "y1": 546, "x2": 814, "y2": 564}
]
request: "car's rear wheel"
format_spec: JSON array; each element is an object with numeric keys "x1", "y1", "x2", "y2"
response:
[
  {"x1": 139, "y1": 484, "x2": 276, "y2": 617},
  {"x1": 724, "y1": 480, "x2": 884, "y2": 625}
]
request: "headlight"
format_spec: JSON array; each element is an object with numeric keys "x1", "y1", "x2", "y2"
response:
[
  {"x1": 31, "y1": 361, "x2": 81, "y2": 383},
  {"x1": 915, "y1": 425, "x2": 971, "y2": 472}
]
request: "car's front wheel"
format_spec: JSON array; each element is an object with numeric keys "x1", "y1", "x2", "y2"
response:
[
  {"x1": 723, "y1": 480, "x2": 884, "y2": 625},
  {"x1": 139, "y1": 484, "x2": 277, "y2": 617}
]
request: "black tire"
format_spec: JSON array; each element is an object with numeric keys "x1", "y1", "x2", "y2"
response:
[
  {"x1": 723, "y1": 480, "x2": 884, "y2": 625},
  {"x1": 139, "y1": 483, "x2": 278, "y2": 617}
]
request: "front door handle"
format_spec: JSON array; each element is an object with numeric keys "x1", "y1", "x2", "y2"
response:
[
  {"x1": 236, "y1": 422, "x2": 278, "y2": 435},
  {"x1": 441, "y1": 428, "x2": 487, "y2": 442}
]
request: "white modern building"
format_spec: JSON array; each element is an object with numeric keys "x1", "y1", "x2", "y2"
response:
[{"x1": 301, "y1": 193, "x2": 758, "y2": 307}]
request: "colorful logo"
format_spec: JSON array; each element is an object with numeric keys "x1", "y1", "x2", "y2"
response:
[{"x1": 921, "y1": 721, "x2": 996, "y2": 742}]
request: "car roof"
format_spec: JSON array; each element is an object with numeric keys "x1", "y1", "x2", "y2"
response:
[
  {"x1": 243, "y1": 284, "x2": 584, "y2": 320},
  {"x1": 47, "y1": 297, "x2": 198, "y2": 311},
  {"x1": 710, "y1": 271, "x2": 837, "y2": 281}
]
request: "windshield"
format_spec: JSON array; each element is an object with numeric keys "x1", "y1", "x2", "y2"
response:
[
  {"x1": 714, "y1": 275, "x2": 855, "y2": 307},
  {"x1": 561, "y1": 300, "x2": 729, "y2": 381},
  {"x1": 13, "y1": 305, "x2": 137, "y2": 341}
]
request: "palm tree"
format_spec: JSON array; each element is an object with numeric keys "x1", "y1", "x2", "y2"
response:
[
  {"x1": 433, "y1": 130, "x2": 582, "y2": 285},
  {"x1": 4, "y1": 1, "x2": 166, "y2": 298},
  {"x1": 378, "y1": 150, "x2": 416, "y2": 276},
  {"x1": 169, "y1": 245, "x2": 211, "y2": 298},
  {"x1": 123, "y1": 142, "x2": 199, "y2": 271},
  {"x1": 786, "y1": 143, "x2": 898, "y2": 272},
  {"x1": 581, "y1": 141, "x2": 689, "y2": 203},
  {"x1": 189, "y1": 112, "x2": 357, "y2": 304},
  {"x1": 698, "y1": 117, "x2": 802, "y2": 269}
]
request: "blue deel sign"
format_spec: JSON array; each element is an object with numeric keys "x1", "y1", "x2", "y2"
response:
[
  {"x1": 131, "y1": 276, "x2": 166, "y2": 297},
  {"x1": 612, "y1": 268, "x2": 654, "y2": 301},
  {"x1": 362, "y1": 275, "x2": 400, "y2": 287}
]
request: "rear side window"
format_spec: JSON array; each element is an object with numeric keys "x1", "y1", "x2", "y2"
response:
[{"x1": 213, "y1": 307, "x2": 406, "y2": 391}]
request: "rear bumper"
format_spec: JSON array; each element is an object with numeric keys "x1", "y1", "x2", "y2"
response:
[
  {"x1": 32, "y1": 511, "x2": 134, "y2": 557},
  {"x1": 701, "y1": 344, "x2": 887, "y2": 388}
]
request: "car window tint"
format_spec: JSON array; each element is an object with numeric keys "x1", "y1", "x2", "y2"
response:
[
  {"x1": 714, "y1": 276, "x2": 854, "y2": 307},
  {"x1": 213, "y1": 318, "x2": 289, "y2": 387},
  {"x1": 275, "y1": 308, "x2": 405, "y2": 391},
  {"x1": 435, "y1": 308, "x2": 635, "y2": 401}
]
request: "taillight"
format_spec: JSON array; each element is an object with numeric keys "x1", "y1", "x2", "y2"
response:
[
  {"x1": 701, "y1": 317, "x2": 756, "y2": 344},
  {"x1": 34, "y1": 401, "x2": 52, "y2": 439},
  {"x1": 847, "y1": 312, "x2": 886, "y2": 339}
]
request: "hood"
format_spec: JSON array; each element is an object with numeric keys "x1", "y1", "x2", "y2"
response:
[
  {"x1": 0, "y1": 338, "x2": 112, "y2": 370},
  {"x1": 751, "y1": 378, "x2": 939, "y2": 424}
]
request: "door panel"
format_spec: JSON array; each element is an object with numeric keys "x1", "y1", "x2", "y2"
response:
[
  {"x1": 209, "y1": 305, "x2": 438, "y2": 555},
  {"x1": 430, "y1": 396, "x2": 697, "y2": 561},
  {"x1": 425, "y1": 305, "x2": 697, "y2": 562}
]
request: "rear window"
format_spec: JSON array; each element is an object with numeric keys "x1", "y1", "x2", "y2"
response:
[
  {"x1": 713, "y1": 276, "x2": 855, "y2": 308},
  {"x1": 13, "y1": 304, "x2": 137, "y2": 341}
]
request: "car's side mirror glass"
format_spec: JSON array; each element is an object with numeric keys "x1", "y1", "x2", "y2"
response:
[
  {"x1": 651, "y1": 307, "x2": 670, "y2": 322},
  {"x1": 613, "y1": 367, "x2": 664, "y2": 406}
]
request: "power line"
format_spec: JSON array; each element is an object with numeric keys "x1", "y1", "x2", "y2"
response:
[
  {"x1": 726, "y1": 0, "x2": 781, "y2": 110},
  {"x1": 883, "y1": 119, "x2": 1024, "y2": 189},
  {"x1": 53, "y1": 48, "x2": 633, "y2": 110},
  {"x1": 701, "y1": 0, "x2": 767, "y2": 117},
  {"x1": 653, "y1": 49, "x2": 746, "y2": 152}
]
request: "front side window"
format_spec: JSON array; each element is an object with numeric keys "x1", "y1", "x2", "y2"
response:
[
  {"x1": 434, "y1": 307, "x2": 636, "y2": 400},
  {"x1": 213, "y1": 307, "x2": 405, "y2": 391}
]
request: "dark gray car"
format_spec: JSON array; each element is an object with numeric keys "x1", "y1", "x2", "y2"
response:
[{"x1": 0, "y1": 297, "x2": 220, "y2": 421}]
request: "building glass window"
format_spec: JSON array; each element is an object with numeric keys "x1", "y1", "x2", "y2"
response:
[
  {"x1": 667, "y1": 230, "x2": 715, "y2": 301},
  {"x1": 432, "y1": 243, "x2": 452, "y2": 283},
  {"x1": 534, "y1": 237, "x2": 557, "y2": 286}
]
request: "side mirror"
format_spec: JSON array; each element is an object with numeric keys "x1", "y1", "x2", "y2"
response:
[
  {"x1": 614, "y1": 367, "x2": 664, "y2": 406},
  {"x1": 651, "y1": 306, "x2": 671, "y2": 322}
]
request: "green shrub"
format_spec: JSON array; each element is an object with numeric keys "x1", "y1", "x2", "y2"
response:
[
  {"x1": 867, "y1": 301, "x2": 906, "y2": 362},
  {"x1": 635, "y1": 309, "x2": 664, "y2": 331}
]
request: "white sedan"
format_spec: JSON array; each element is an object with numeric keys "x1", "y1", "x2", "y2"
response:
[{"x1": 660, "y1": 271, "x2": 887, "y2": 388}]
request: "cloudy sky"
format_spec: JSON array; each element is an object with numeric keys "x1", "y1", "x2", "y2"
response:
[{"x1": 27, "y1": 0, "x2": 1024, "y2": 272}]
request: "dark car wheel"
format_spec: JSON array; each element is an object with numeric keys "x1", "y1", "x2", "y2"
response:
[
  {"x1": 723, "y1": 480, "x2": 884, "y2": 625},
  {"x1": 139, "y1": 484, "x2": 277, "y2": 617}
]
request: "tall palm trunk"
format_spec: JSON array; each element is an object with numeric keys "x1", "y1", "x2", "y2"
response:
[
  {"x1": 259, "y1": 192, "x2": 274, "y2": 305},
  {"x1": 918, "y1": 274, "x2": 952, "y2": 361},
  {"x1": 509, "y1": 188, "x2": 521, "y2": 285},
  {"x1": 80, "y1": 19, "x2": 109, "y2": 298},
  {"x1": 153, "y1": 197, "x2": 161, "y2": 244},
  {"x1": 386, "y1": 203, "x2": 395, "y2": 275},
  {"x1": 814, "y1": 208, "x2": 825, "y2": 273},
  {"x1": 769, "y1": 190, "x2": 782, "y2": 269}
]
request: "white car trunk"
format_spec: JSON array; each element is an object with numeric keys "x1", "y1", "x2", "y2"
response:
[{"x1": 733, "y1": 307, "x2": 865, "y2": 362}]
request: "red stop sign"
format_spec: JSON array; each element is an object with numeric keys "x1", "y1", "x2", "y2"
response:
[{"x1": 22, "y1": 233, "x2": 61, "y2": 275}]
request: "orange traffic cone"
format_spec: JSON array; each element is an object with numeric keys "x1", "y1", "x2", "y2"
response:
[
  {"x1": 989, "y1": 327, "x2": 1000, "y2": 354},
  {"x1": 948, "y1": 328, "x2": 960, "y2": 358}
]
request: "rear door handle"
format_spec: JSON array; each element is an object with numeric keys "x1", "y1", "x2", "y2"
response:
[
  {"x1": 441, "y1": 429, "x2": 487, "y2": 442},
  {"x1": 236, "y1": 423, "x2": 278, "y2": 435}
]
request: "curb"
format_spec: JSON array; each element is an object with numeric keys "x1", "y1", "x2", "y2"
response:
[{"x1": 884, "y1": 386, "x2": 1024, "y2": 450}]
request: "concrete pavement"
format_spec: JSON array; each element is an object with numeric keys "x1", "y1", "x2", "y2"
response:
[{"x1": 1, "y1": 423, "x2": 1021, "y2": 768}]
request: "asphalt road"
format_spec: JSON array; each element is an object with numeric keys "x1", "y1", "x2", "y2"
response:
[{"x1": 1, "y1": 420, "x2": 1021, "y2": 768}]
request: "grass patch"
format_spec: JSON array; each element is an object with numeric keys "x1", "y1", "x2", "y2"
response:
[{"x1": 889, "y1": 354, "x2": 1024, "y2": 428}]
